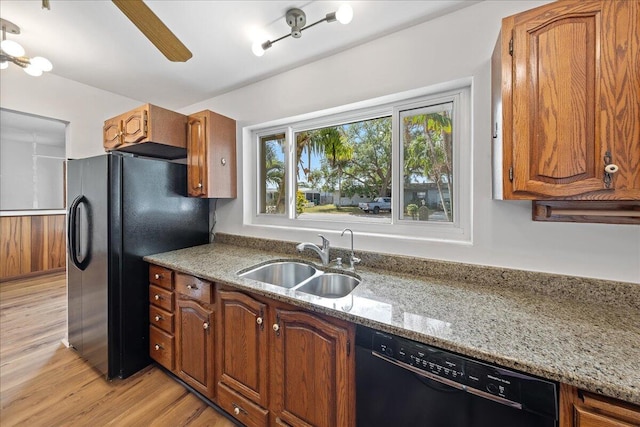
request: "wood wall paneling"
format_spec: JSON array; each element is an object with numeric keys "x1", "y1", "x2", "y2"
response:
[{"x1": 0, "y1": 215, "x2": 66, "y2": 281}]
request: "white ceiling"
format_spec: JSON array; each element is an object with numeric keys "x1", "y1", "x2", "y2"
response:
[{"x1": 0, "y1": 1, "x2": 479, "y2": 110}]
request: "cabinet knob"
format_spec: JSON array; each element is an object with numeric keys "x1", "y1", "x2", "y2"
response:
[
  {"x1": 154, "y1": 344, "x2": 162, "y2": 351},
  {"x1": 272, "y1": 323, "x2": 280, "y2": 332},
  {"x1": 154, "y1": 273, "x2": 161, "y2": 280},
  {"x1": 220, "y1": 157, "x2": 227, "y2": 166},
  {"x1": 604, "y1": 164, "x2": 619, "y2": 174},
  {"x1": 203, "y1": 322, "x2": 209, "y2": 330},
  {"x1": 256, "y1": 317, "x2": 263, "y2": 325},
  {"x1": 154, "y1": 294, "x2": 161, "y2": 301},
  {"x1": 154, "y1": 315, "x2": 162, "y2": 322},
  {"x1": 187, "y1": 284, "x2": 197, "y2": 290},
  {"x1": 233, "y1": 407, "x2": 240, "y2": 415},
  {"x1": 197, "y1": 182, "x2": 203, "y2": 188}
]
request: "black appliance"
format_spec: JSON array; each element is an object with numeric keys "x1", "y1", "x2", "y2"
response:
[
  {"x1": 356, "y1": 326, "x2": 558, "y2": 427},
  {"x1": 67, "y1": 153, "x2": 209, "y2": 379}
]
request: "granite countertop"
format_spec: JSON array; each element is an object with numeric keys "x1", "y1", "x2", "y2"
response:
[{"x1": 145, "y1": 241, "x2": 640, "y2": 406}]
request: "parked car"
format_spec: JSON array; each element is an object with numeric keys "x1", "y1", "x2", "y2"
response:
[{"x1": 358, "y1": 197, "x2": 392, "y2": 214}]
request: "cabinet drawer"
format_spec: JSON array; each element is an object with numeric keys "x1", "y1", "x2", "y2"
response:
[
  {"x1": 218, "y1": 383, "x2": 269, "y2": 427},
  {"x1": 149, "y1": 285, "x2": 174, "y2": 312},
  {"x1": 149, "y1": 265, "x2": 173, "y2": 290},
  {"x1": 150, "y1": 325, "x2": 174, "y2": 370},
  {"x1": 149, "y1": 305, "x2": 174, "y2": 334},
  {"x1": 175, "y1": 273, "x2": 213, "y2": 304}
]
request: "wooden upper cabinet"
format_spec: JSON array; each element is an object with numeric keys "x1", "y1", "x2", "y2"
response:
[
  {"x1": 103, "y1": 104, "x2": 188, "y2": 160},
  {"x1": 271, "y1": 308, "x2": 355, "y2": 427},
  {"x1": 186, "y1": 110, "x2": 237, "y2": 198},
  {"x1": 216, "y1": 290, "x2": 269, "y2": 408},
  {"x1": 494, "y1": 0, "x2": 640, "y2": 200}
]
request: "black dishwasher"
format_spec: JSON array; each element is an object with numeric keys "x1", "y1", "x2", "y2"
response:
[{"x1": 356, "y1": 326, "x2": 558, "y2": 427}]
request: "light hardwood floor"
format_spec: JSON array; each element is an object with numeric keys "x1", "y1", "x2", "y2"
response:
[{"x1": 0, "y1": 272, "x2": 236, "y2": 426}]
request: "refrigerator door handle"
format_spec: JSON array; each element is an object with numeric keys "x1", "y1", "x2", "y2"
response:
[{"x1": 68, "y1": 195, "x2": 87, "y2": 270}]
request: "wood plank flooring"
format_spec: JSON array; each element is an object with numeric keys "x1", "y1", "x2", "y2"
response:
[{"x1": 0, "y1": 272, "x2": 236, "y2": 426}]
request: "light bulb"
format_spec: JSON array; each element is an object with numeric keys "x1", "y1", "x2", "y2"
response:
[
  {"x1": 335, "y1": 4, "x2": 353, "y2": 25},
  {"x1": 0, "y1": 60, "x2": 8, "y2": 70},
  {"x1": 1, "y1": 39, "x2": 25, "y2": 57},
  {"x1": 31, "y1": 56, "x2": 52, "y2": 72},
  {"x1": 252, "y1": 41, "x2": 265, "y2": 57},
  {"x1": 24, "y1": 63, "x2": 43, "y2": 76}
]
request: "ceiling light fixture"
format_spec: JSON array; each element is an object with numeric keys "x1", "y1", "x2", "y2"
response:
[
  {"x1": 1, "y1": 18, "x2": 52, "y2": 76},
  {"x1": 252, "y1": 4, "x2": 354, "y2": 57}
]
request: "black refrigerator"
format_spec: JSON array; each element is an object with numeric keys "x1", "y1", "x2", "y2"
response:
[{"x1": 67, "y1": 153, "x2": 209, "y2": 379}]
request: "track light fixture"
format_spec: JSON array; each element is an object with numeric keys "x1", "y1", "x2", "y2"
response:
[
  {"x1": 1, "y1": 18, "x2": 52, "y2": 76},
  {"x1": 252, "y1": 4, "x2": 353, "y2": 57}
]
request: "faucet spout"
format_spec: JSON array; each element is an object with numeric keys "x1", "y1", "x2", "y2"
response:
[{"x1": 296, "y1": 234, "x2": 330, "y2": 265}]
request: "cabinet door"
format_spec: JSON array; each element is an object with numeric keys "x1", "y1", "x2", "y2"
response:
[
  {"x1": 121, "y1": 106, "x2": 148, "y2": 145},
  {"x1": 187, "y1": 113, "x2": 207, "y2": 197},
  {"x1": 217, "y1": 290, "x2": 269, "y2": 408},
  {"x1": 510, "y1": 0, "x2": 606, "y2": 198},
  {"x1": 271, "y1": 309, "x2": 355, "y2": 427},
  {"x1": 103, "y1": 117, "x2": 122, "y2": 150},
  {"x1": 175, "y1": 298, "x2": 215, "y2": 398}
]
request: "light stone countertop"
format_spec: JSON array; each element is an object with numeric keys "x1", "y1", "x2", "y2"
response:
[{"x1": 145, "y1": 241, "x2": 640, "y2": 406}]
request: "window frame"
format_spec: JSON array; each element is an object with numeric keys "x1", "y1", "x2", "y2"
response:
[{"x1": 245, "y1": 82, "x2": 472, "y2": 244}]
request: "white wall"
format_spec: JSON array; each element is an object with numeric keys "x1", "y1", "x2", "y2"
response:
[
  {"x1": 0, "y1": 66, "x2": 142, "y2": 159},
  {"x1": 183, "y1": 1, "x2": 640, "y2": 284}
]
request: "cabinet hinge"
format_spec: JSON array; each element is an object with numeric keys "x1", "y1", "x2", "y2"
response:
[
  {"x1": 347, "y1": 340, "x2": 351, "y2": 357},
  {"x1": 508, "y1": 38, "x2": 513, "y2": 56},
  {"x1": 143, "y1": 110, "x2": 148, "y2": 133},
  {"x1": 509, "y1": 166, "x2": 514, "y2": 182}
]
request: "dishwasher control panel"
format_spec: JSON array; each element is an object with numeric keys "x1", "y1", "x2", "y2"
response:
[{"x1": 369, "y1": 329, "x2": 557, "y2": 418}]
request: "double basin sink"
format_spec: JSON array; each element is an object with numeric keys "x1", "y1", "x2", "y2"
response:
[{"x1": 237, "y1": 260, "x2": 360, "y2": 299}]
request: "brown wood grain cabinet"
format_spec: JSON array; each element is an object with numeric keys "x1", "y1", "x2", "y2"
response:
[
  {"x1": 174, "y1": 273, "x2": 216, "y2": 399},
  {"x1": 216, "y1": 285, "x2": 355, "y2": 427},
  {"x1": 0, "y1": 214, "x2": 66, "y2": 281},
  {"x1": 103, "y1": 104, "x2": 188, "y2": 159},
  {"x1": 492, "y1": 1, "x2": 640, "y2": 208},
  {"x1": 560, "y1": 384, "x2": 640, "y2": 427},
  {"x1": 271, "y1": 307, "x2": 355, "y2": 427},
  {"x1": 186, "y1": 110, "x2": 237, "y2": 198},
  {"x1": 149, "y1": 265, "x2": 175, "y2": 371}
]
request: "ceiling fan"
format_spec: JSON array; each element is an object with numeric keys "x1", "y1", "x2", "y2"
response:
[
  {"x1": 111, "y1": 0, "x2": 192, "y2": 62},
  {"x1": 42, "y1": 0, "x2": 192, "y2": 62}
]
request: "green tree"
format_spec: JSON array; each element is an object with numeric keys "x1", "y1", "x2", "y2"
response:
[
  {"x1": 403, "y1": 110, "x2": 453, "y2": 220},
  {"x1": 263, "y1": 140, "x2": 285, "y2": 213}
]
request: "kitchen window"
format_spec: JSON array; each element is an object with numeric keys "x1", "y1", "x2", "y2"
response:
[{"x1": 249, "y1": 83, "x2": 471, "y2": 243}]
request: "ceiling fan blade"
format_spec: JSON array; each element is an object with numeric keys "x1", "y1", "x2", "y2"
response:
[{"x1": 112, "y1": 0, "x2": 192, "y2": 62}]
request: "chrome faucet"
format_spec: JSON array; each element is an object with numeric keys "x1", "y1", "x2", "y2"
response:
[
  {"x1": 296, "y1": 234, "x2": 330, "y2": 266},
  {"x1": 341, "y1": 228, "x2": 361, "y2": 271}
]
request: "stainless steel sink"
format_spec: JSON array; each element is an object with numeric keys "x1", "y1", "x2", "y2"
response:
[
  {"x1": 296, "y1": 273, "x2": 360, "y2": 298},
  {"x1": 238, "y1": 261, "x2": 318, "y2": 288}
]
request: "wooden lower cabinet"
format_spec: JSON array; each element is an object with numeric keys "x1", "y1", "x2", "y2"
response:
[
  {"x1": 561, "y1": 384, "x2": 640, "y2": 427},
  {"x1": 216, "y1": 285, "x2": 356, "y2": 427},
  {"x1": 271, "y1": 308, "x2": 355, "y2": 427},
  {"x1": 175, "y1": 274, "x2": 215, "y2": 400}
]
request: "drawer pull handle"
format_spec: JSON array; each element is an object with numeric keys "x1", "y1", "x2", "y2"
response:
[
  {"x1": 203, "y1": 322, "x2": 209, "y2": 330},
  {"x1": 154, "y1": 273, "x2": 161, "y2": 280},
  {"x1": 154, "y1": 294, "x2": 161, "y2": 301},
  {"x1": 604, "y1": 163, "x2": 619, "y2": 174},
  {"x1": 154, "y1": 344, "x2": 163, "y2": 351},
  {"x1": 187, "y1": 284, "x2": 198, "y2": 290},
  {"x1": 232, "y1": 403, "x2": 246, "y2": 416},
  {"x1": 154, "y1": 315, "x2": 163, "y2": 322}
]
